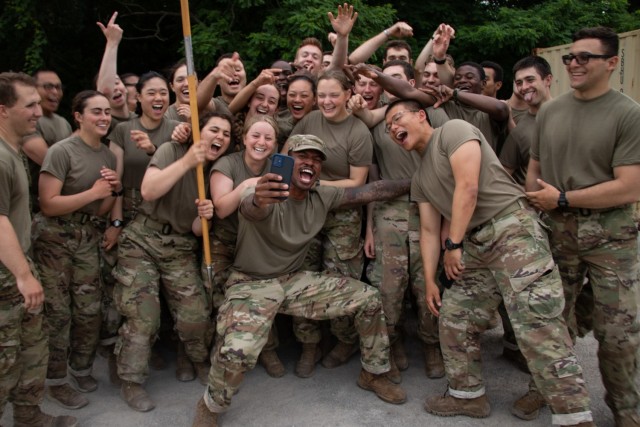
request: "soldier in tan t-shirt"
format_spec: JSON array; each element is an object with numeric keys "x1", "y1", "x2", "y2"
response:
[{"x1": 385, "y1": 99, "x2": 593, "y2": 425}]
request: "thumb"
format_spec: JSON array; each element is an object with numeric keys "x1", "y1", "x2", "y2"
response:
[{"x1": 536, "y1": 178, "x2": 549, "y2": 188}]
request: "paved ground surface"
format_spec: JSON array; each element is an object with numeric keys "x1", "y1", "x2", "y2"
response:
[{"x1": 1, "y1": 317, "x2": 624, "y2": 427}]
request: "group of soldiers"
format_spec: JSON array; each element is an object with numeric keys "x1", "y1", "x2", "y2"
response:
[{"x1": 1, "y1": 3, "x2": 639, "y2": 427}]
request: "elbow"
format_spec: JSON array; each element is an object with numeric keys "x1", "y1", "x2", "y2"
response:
[{"x1": 140, "y1": 184, "x2": 158, "y2": 202}]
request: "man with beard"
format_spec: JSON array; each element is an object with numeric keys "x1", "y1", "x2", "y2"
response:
[{"x1": 191, "y1": 134, "x2": 411, "y2": 426}]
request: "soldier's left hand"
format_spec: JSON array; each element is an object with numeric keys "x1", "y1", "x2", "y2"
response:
[
  {"x1": 196, "y1": 198, "x2": 214, "y2": 220},
  {"x1": 525, "y1": 179, "x2": 561, "y2": 212},
  {"x1": 101, "y1": 166, "x2": 121, "y2": 191},
  {"x1": 103, "y1": 226, "x2": 121, "y2": 251},
  {"x1": 177, "y1": 104, "x2": 192, "y2": 121},
  {"x1": 443, "y1": 248, "x2": 464, "y2": 281},
  {"x1": 253, "y1": 173, "x2": 288, "y2": 207}
]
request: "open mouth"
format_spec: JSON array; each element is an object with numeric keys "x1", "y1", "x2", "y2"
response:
[
  {"x1": 209, "y1": 141, "x2": 222, "y2": 154},
  {"x1": 523, "y1": 91, "x2": 535, "y2": 103},
  {"x1": 229, "y1": 79, "x2": 240, "y2": 88},
  {"x1": 395, "y1": 130, "x2": 408, "y2": 143},
  {"x1": 299, "y1": 167, "x2": 315, "y2": 184},
  {"x1": 456, "y1": 84, "x2": 471, "y2": 92},
  {"x1": 112, "y1": 93, "x2": 123, "y2": 102},
  {"x1": 152, "y1": 104, "x2": 164, "y2": 112},
  {"x1": 254, "y1": 146, "x2": 266, "y2": 153},
  {"x1": 256, "y1": 106, "x2": 269, "y2": 114}
]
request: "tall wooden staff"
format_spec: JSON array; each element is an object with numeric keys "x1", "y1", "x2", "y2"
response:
[{"x1": 179, "y1": 0, "x2": 213, "y2": 284}]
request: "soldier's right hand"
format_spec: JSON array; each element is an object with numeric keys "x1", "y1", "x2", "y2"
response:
[
  {"x1": 172, "y1": 123, "x2": 192, "y2": 144},
  {"x1": 425, "y1": 281, "x2": 441, "y2": 317},
  {"x1": 348, "y1": 94, "x2": 366, "y2": 113},
  {"x1": 17, "y1": 274, "x2": 44, "y2": 310},
  {"x1": 253, "y1": 173, "x2": 289, "y2": 206},
  {"x1": 182, "y1": 142, "x2": 206, "y2": 169},
  {"x1": 92, "y1": 178, "x2": 113, "y2": 200}
]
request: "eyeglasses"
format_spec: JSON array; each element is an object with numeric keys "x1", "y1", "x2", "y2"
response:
[
  {"x1": 561, "y1": 53, "x2": 614, "y2": 65},
  {"x1": 385, "y1": 110, "x2": 419, "y2": 133},
  {"x1": 38, "y1": 83, "x2": 63, "y2": 91}
]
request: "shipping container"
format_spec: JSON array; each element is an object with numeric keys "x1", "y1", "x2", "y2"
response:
[{"x1": 534, "y1": 29, "x2": 639, "y2": 102}]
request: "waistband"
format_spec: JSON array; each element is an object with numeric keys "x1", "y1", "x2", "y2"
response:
[
  {"x1": 133, "y1": 214, "x2": 174, "y2": 235},
  {"x1": 57, "y1": 211, "x2": 103, "y2": 227},
  {"x1": 124, "y1": 187, "x2": 142, "y2": 200},
  {"x1": 470, "y1": 199, "x2": 526, "y2": 234},
  {"x1": 556, "y1": 204, "x2": 628, "y2": 216}
]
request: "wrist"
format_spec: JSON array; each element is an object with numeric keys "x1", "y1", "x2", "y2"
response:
[
  {"x1": 557, "y1": 191, "x2": 569, "y2": 208},
  {"x1": 433, "y1": 57, "x2": 447, "y2": 65},
  {"x1": 383, "y1": 28, "x2": 390, "y2": 38},
  {"x1": 445, "y1": 237, "x2": 463, "y2": 251}
]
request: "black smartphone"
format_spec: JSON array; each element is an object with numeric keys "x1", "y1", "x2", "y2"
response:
[
  {"x1": 438, "y1": 268, "x2": 455, "y2": 289},
  {"x1": 269, "y1": 154, "x2": 294, "y2": 200}
]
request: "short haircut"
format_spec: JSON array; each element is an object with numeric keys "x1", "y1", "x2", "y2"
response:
[
  {"x1": 0, "y1": 72, "x2": 37, "y2": 107},
  {"x1": 382, "y1": 60, "x2": 415, "y2": 80},
  {"x1": 573, "y1": 26, "x2": 619, "y2": 57},
  {"x1": 32, "y1": 69, "x2": 58, "y2": 81},
  {"x1": 299, "y1": 37, "x2": 323, "y2": 53},
  {"x1": 384, "y1": 98, "x2": 422, "y2": 118},
  {"x1": 480, "y1": 60, "x2": 503, "y2": 83},
  {"x1": 512, "y1": 55, "x2": 552, "y2": 79},
  {"x1": 385, "y1": 40, "x2": 412, "y2": 60},
  {"x1": 288, "y1": 73, "x2": 317, "y2": 95},
  {"x1": 457, "y1": 61, "x2": 486, "y2": 81},
  {"x1": 168, "y1": 59, "x2": 187, "y2": 83}
]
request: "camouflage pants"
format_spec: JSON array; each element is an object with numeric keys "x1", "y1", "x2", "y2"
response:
[
  {"x1": 367, "y1": 200, "x2": 438, "y2": 345},
  {"x1": 294, "y1": 208, "x2": 364, "y2": 345},
  {"x1": 440, "y1": 205, "x2": 592, "y2": 425},
  {"x1": 204, "y1": 270, "x2": 390, "y2": 412},
  {"x1": 31, "y1": 214, "x2": 102, "y2": 381},
  {"x1": 546, "y1": 206, "x2": 639, "y2": 418},
  {"x1": 113, "y1": 218, "x2": 212, "y2": 384},
  {"x1": 0, "y1": 260, "x2": 48, "y2": 416}
]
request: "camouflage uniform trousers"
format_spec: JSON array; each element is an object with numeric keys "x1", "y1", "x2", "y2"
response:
[
  {"x1": 113, "y1": 217, "x2": 212, "y2": 384},
  {"x1": 293, "y1": 208, "x2": 364, "y2": 345},
  {"x1": 31, "y1": 213, "x2": 103, "y2": 381},
  {"x1": 440, "y1": 203, "x2": 592, "y2": 425},
  {"x1": 208, "y1": 226, "x2": 279, "y2": 351},
  {"x1": 366, "y1": 199, "x2": 438, "y2": 345},
  {"x1": 203, "y1": 270, "x2": 390, "y2": 412},
  {"x1": 0, "y1": 259, "x2": 48, "y2": 416},
  {"x1": 99, "y1": 191, "x2": 142, "y2": 347},
  {"x1": 545, "y1": 205, "x2": 639, "y2": 419}
]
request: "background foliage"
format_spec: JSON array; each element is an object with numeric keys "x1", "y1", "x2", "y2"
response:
[{"x1": 1, "y1": 0, "x2": 638, "y2": 114}]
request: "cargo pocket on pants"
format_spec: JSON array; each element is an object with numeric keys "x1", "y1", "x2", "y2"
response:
[{"x1": 510, "y1": 258, "x2": 564, "y2": 319}]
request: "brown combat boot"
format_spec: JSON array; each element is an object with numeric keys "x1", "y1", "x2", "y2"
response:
[
  {"x1": 615, "y1": 412, "x2": 640, "y2": 427},
  {"x1": 192, "y1": 397, "x2": 218, "y2": 427},
  {"x1": 120, "y1": 380, "x2": 155, "y2": 412},
  {"x1": 70, "y1": 373, "x2": 98, "y2": 393},
  {"x1": 193, "y1": 361, "x2": 211, "y2": 386},
  {"x1": 258, "y1": 349, "x2": 285, "y2": 377},
  {"x1": 386, "y1": 353, "x2": 402, "y2": 384},
  {"x1": 13, "y1": 404, "x2": 78, "y2": 427},
  {"x1": 424, "y1": 392, "x2": 491, "y2": 418},
  {"x1": 357, "y1": 369, "x2": 407, "y2": 404},
  {"x1": 108, "y1": 352, "x2": 121, "y2": 386},
  {"x1": 176, "y1": 341, "x2": 196, "y2": 382},
  {"x1": 511, "y1": 390, "x2": 547, "y2": 421},
  {"x1": 391, "y1": 339, "x2": 409, "y2": 371},
  {"x1": 424, "y1": 344, "x2": 445, "y2": 379},
  {"x1": 46, "y1": 384, "x2": 89, "y2": 410},
  {"x1": 321, "y1": 341, "x2": 358, "y2": 369},
  {"x1": 295, "y1": 343, "x2": 321, "y2": 378}
]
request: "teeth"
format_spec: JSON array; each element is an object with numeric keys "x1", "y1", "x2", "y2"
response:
[
  {"x1": 255, "y1": 147, "x2": 265, "y2": 152},
  {"x1": 256, "y1": 107, "x2": 268, "y2": 114},
  {"x1": 212, "y1": 142, "x2": 221, "y2": 148},
  {"x1": 182, "y1": 89, "x2": 189, "y2": 95},
  {"x1": 301, "y1": 168, "x2": 313, "y2": 174},
  {"x1": 292, "y1": 106, "x2": 303, "y2": 111},
  {"x1": 396, "y1": 131, "x2": 407, "y2": 140}
]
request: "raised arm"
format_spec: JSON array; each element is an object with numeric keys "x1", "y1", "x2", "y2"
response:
[
  {"x1": 348, "y1": 22, "x2": 413, "y2": 65},
  {"x1": 350, "y1": 64, "x2": 435, "y2": 107},
  {"x1": 140, "y1": 143, "x2": 204, "y2": 201},
  {"x1": 327, "y1": 3, "x2": 357, "y2": 71},
  {"x1": 196, "y1": 54, "x2": 240, "y2": 112},
  {"x1": 228, "y1": 69, "x2": 277, "y2": 114},
  {"x1": 96, "y1": 12, "x2": 123, "y2": 98},
  {"x1": 431, "y1": 24, "x2": 455, "y2": 88}
]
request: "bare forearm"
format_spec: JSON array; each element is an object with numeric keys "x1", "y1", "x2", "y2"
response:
[
  {"x1": 339, "y1": 179, "x2": 410, "y2": 208},
  {"x1": 239, "y1": 194, "x2": 271, "y2": 221},
  {"x1": 348, "y1": 32, "x2": 387, "y2": 64},
  {"x1": 197, "y1": 73, "x2": 219, "y2": 112},
  {"x1": 567, "y1": 179, "x2": 640, "y2": 209},
  {"x1": 328, "y1": 34, "x2": 349, "y2": 71},
  {"x1": 525, "y1": 159, "x2": 542, "y2": 192},
  {"x1": 40, "y1": 191, "x2": 101, "y2": 217},
  {"x1": 448, "y1": 185, "x2": 477, "y2": 242},
  {"x1": 0, "y1": 216, "x2": 32, "y2": 281},
  {"x1": 97, "y1": 42, "x2": 119, "y2": 96},
  {"x1": 456, "y1": 91, "x2": 509, "y2": 121},
  {"x1": 141, "y1": 161, "x2": 191, "y2": 201}
]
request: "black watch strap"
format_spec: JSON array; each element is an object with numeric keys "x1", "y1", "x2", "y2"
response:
[
  {"x1": 445, "y1": 238, "x2": 463, "y2": 251},
  {"x1": 111, "y1": 219, "x2": 124, "y2": 228},
  {"x1": 558, "y1": 191, "x2": 569, "y2": 208}
]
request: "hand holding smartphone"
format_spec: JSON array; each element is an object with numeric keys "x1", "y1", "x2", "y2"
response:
[{"x1": 269, "y1": 154, "x2": 294, "y2": 200}]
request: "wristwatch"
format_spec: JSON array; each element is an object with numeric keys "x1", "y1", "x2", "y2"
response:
[
  {"x1": 111, "y1": 188, "x2": 124, "y2": 197},
  {"x1": 433, "y1": 57, "x2": 447, "y2": 65},
  {"x1": 110, "y1": 219, "x2": 124, "y2": 228},
  {"x1": 557, "y1": 191, "x2": 569, "y2": 208},
  {"x1": 445, "y1": 238, "x2": 463, "y2": 251}
]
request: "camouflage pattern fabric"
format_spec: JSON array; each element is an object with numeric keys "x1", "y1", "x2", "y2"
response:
[
  {"x1": 113, "y1": 218, "x2": 212, "y2": 384},
  {"x1": 366, "y1": 200, "x2": 438, "y2": 345},
  {"x1": 440, "y1": 206, "x2": 592, "y2": 423},
  {"x1": 31, "y1": 213, "x2": 102, "y2": 380},
  {"x1": 205, "y1": 270, "x2": 390, "y2": 412},
  {"x1": 0, "y1": 259, "x2": 47, "y2": 414},
  {"x1": 545, "y1": 206, "x2": 639, "y2": 418}
]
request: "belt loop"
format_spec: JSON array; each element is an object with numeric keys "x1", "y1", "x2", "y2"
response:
[
  {"x1": 579, "y1": 208, "x2": 592, "y2": 216},
  {"x1": 80, "y1": 213, "x2": 89, "y2": 224},
  {"x1": 162, "y1": 224, "x2": 172, "y2": 235}
]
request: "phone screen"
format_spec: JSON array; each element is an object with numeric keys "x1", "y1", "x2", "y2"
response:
[{"x1": 269, "y1": 154, "x2": 294, "y2": 200}]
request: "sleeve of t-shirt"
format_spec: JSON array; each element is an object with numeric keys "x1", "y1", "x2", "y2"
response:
[
  {"x1": 148, "y1": 142, "x2": 179, "y2": 170},
  {"x1": 211, "y1": 155, "x2": 234, "y2": 180},
  {"x1": 40, "y1": 142, "x2": 70, "y2": 182},
  {"x1": 346, "y1": 119, "x2": 373, "y2": 167},
  {"x1": 529, "y1": 108, "x2": 543, "y2": 162},
  {"x1": 611, "y1": 103, "x2": 640, "y2": 167},
  {"x1": 0, "y1": 158, "x2": 14, "y2": 216},
  {"x1": 439, "y1": 120, "x2": 483, "y2": 159},
  {"x1": 318, "y1": 186, "x2": 345, "y2": 211},
  {"x1": 290, "y1": 114, "x2": 309, "y2": 137},
  {"x1": 107, "y1": 121, "x2": 127, "y2": 149}
]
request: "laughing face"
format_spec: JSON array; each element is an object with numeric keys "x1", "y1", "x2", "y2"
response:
[
  {"x1": 75, "y1": 95, "x2": 112, "y2": 138},
  {"x1": 317, "y1": 78, "x2": 350, "y2": 122},
  {"x1": 514, "y1": 66, "x2": 551, "y2": 110},
  {"x1": 200, "y1": 116, "x2": 232, "y2": 162},
  {"x1": 287, "y1": 79, "x2": 315, "y2": 121},
  {"x1": 295, "y1": 45, "x2": 323, "y2": 76},
  {"x1": 453, "y1": 65, "x2": 484, "y2": 94},
  {"x1": 566, "y1": 38, "x2": 616, "y2": 97},
  {"x1": 110, "y1": 76, "x2": 128, "y2": 110},
  {"x1": 384, "y1": 104, "x2": 426, "y2": 153},
  {"x1": 35, "y1": 71, "x2": 63, "y2": 116},
  {"x1": 353, "y1": 76, "x2": 382, "y2": 110},
  {"x1": 137, "y1": 77, "x2": 170, "y2": 122},
  {"x1": 170, "y1": 65, "x2": 190, "y2": 105},
  {"x1": 247, "y1": 85, "x2": 279, "y2": 119},
  {"x1": 220, "y1": 61, "x2": 247, "y2": 98},
  {"x1": 5, "y1": 83, "x2": 42, "y2": 138},
  {"x1": 290, "y1": 149, "x2": 323, "y2": 195},
  {"x1": 243, "y1": 120, "x2": 277, "y2": 162}
]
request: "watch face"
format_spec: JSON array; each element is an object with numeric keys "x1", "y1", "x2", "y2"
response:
[{"x1": 112, "y1": 219, "x2": 123, "y2": 228}]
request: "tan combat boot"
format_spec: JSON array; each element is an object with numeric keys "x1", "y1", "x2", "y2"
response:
[
  {"x1": 192, "y1": 397, "x2": 218, "y2": 427},
  {"x1": 295, "y1": 343, "x2": 321, "y2": 378},
  {"x1": 258, "y1": 349, "x2": 285, "y2": 378},
  {"x1": 424, "y1": 392, "x2": 491, "y2": 418},
  {"x1": 321, "y1": 341, "x2": 358, "y2": 369},
  {"x1": 511, "y1": 390, "x2": 547, "y2": 420},
  {"x1": 120, "y1": 380, "x2": 155, "y2": 412},
  {"x1": 391, "y1": 339, "x2": 409, "y2": 371},
  {"x1": 357, "y1": 369, "x2": 407, "y2": 404},
  {"x1": 13, "y1": 404, "x2": 78, "y2": 427},
  {"x1": 46, "y1": 384, "x2": 89, "y2": 410},
  {"x1": 70, "y1": 373, "x2": 98, "y2": 393},
  {"x1": 385, "y1": 353, "x2": 402, "y2": 384},
  {"x1": 424, "y1": 344, "x2": 445, "y2": 379},
  {"x1": 193, "y1": 361, "x2": 211, "y2": 386},
  {"x1": 176, "y1": 341, "x2": 196, "y2": 382}
]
